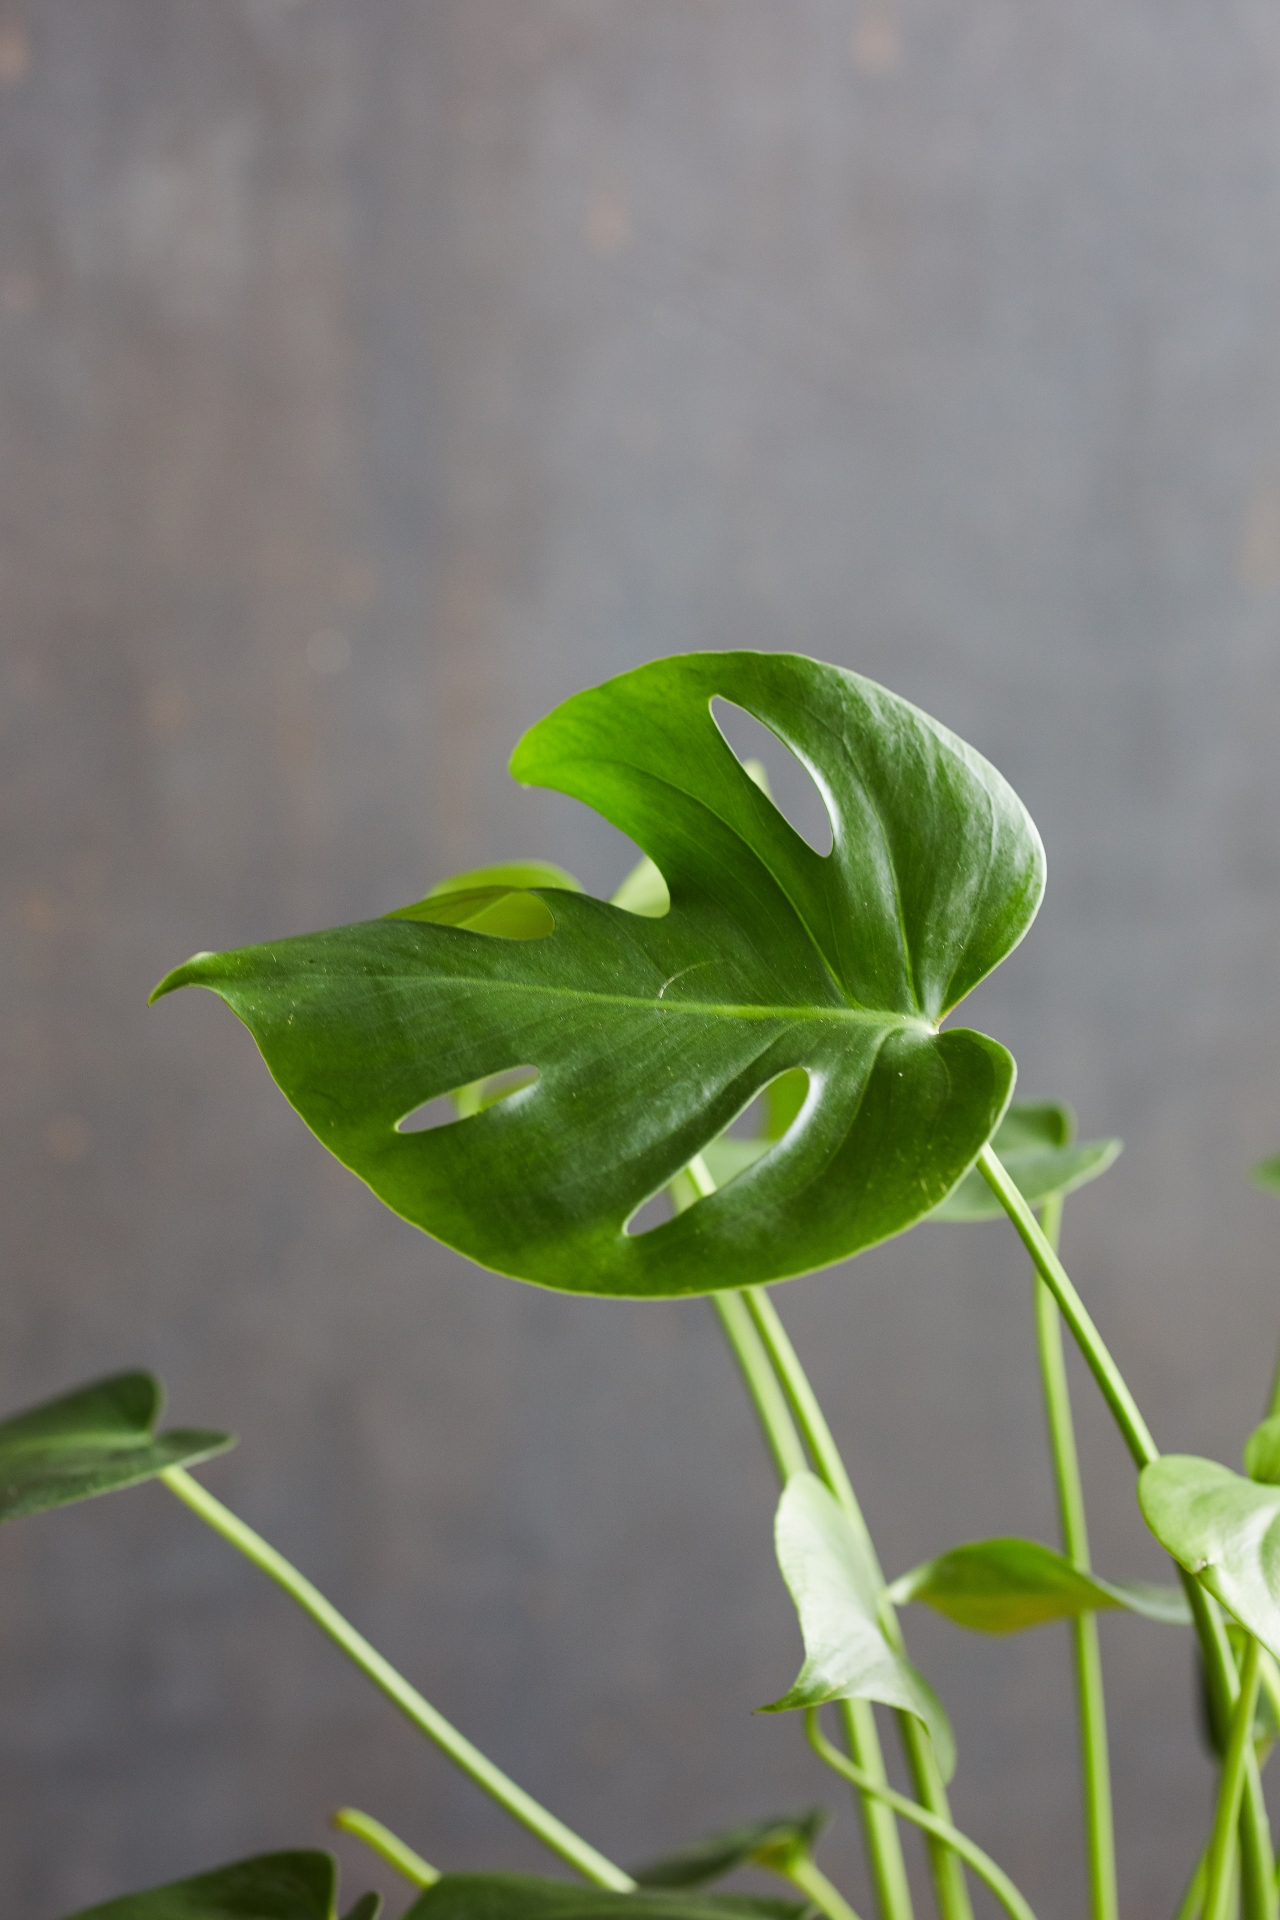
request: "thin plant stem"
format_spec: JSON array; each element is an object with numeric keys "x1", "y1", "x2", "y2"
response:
[
  {"x1": 333, "y1": 1808, "x2": 439, "y2": 1888},
  {"x1": 160, "y1": 1467, "x2": 633, "y2": 1891},
  {"x1": 782, "y1": 1852, "x2": 865, "y2": 1920},
  {"x1": 979, "y1": 1148, "x2": 1277, "y2": 1920},
  {"x1": 680, "y1": 1160, "x2": 914, "y2": 1920},
  {"x1": 1033, "y1": 1190, "x2": 1116, "y2": 1920},
  {"x1": 744, "y1": 1285, "x2": 974, "y2": 1920},
  {"x1": 806, "y1": 1712, "x2": 1037, "y2": 1920},
  {"x1": 1175, "y1": 1843, "x2": 1208, "y2": 1920},
  {"x1": 1205, "y1": 1637, "x2": 1263, "y2": 1920}
]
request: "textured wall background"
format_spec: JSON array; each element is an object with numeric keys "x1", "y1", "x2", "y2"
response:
[{"x1": 4, "y1": 2, "x2": 1280, "y2": 1915}]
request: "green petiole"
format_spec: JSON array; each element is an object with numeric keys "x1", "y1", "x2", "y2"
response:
[
  {"x1": 1204, "y1": 1636, "x2": 1262, "y2": 1920},
  {"x1": 333, "y1": 1808, "x2": 440, "y2": 1888},
  {"x1": 160, "y1": 1466, "x2": 633, "y2": 1891}
]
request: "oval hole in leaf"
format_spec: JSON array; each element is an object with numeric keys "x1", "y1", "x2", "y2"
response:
[
  {"x1": 710, "y1": 698, "x2": 834, "y2": 856},
  {"x1": 624, "y1": 1189, "x2": 675, "y2": 1236},
  {"x1": 397, "y1": 1068, "x2": 539, "y2": 1134}
]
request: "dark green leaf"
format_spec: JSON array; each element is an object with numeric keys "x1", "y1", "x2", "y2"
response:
[
  {"x1": 929, "y1": 1101, "x2": 1120, "y2": 1222},
  {"x1": 632, "y1": 1813, "x2": 825, "y2": 1888},
  {"x1": 1252, "y1": 1156, "x2": 1280, "y2": 1194},
  {"x1": 761, "y1": 1472, "x2": 955, "y2": 1780},
  {"x1": 340, "y1": 1900, "x2": 382, "y2": 1920},
  {"x1": 63, "y1": 1849, "x2": 342, "y2": 1919},
  {"x1": 0, "y1": 1373, "x2": 233, "y2": 1525},
  {"x1": 401, "y1": 1878, "x2": 805, "y2": 1920},
  {"x1": 887, "y1": 1537, "x2": 1190, "y2": 1632},
  {"x1": 152, "y1": 653, "x2": 1043, "y2": 1297},
  {"x1": 1244, "y1": 1417, "x2": 1280, "y2": 1485},
  {"x1": 1139, "y1": 1456, "x2": 1280, "y2": 1658}
]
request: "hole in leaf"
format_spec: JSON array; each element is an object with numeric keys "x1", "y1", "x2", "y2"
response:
[
  {"x1": 622, "y1": 1069, "x2": 812, "y2": 1232},
  {"x1": 397, "y1": 1067, "x2": 539, "y2": 1133},
  {"x1": 710, "y1": 699, "x2": 834, "y2": 856}
]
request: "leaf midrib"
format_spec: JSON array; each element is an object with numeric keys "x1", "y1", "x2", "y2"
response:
[{"x1": 280, "y1": 972, "x2": 937, "y2": 1030}]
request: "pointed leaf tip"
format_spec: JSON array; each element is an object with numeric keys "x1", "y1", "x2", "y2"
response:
[
  {"x1": 888, "y1": 1536, "x2": 1190, "y2": 1632},
  {"x1": 61, "y1": 1849, "x2": 338, "y2": 1918}
]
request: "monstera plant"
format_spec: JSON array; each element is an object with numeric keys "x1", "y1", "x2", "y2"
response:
[{"x1": 13, "y1": 653, "x2": 1280, "y2": 1920}]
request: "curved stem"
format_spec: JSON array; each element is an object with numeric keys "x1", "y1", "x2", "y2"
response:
[
  {"x1": 160, "y1": 1466, "x2": 632, "y2": 1891},
  {"x1": 333, "y1": 1808, "x2": 439, "y2": 1889},
  {"x1": 1206, "y1": 1637, "x2": 1262, "y2": 1920},
  {"x1": 745, "y1": 1285, "x2": 974, "y2": 1920},
  {"x1": 807, "y1": 1712, "x2": 1037, "y2": 1920},
  {"x1": 683, "y1": 1159, "x2": 914, "y2": 1920},
  {"x1": 980, "y1": 1148, "x2": 1276, "y2": 1920},
  {"x1": 1033, "y1": 1191, "x2": 1116, "y2": 1920}
]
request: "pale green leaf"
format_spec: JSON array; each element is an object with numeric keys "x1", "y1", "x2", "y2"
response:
[
  {"x1": 1139, "y1": 1456, "x2": 1280, "y2": 1659},
  {"x1": 887, "y1": 1536, "x2": 1190, "y2": 1632}
]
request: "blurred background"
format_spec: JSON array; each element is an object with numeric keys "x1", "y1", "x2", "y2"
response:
[{"x1": 4, "y1": 2, "x2": 1280, "y2": 1915}]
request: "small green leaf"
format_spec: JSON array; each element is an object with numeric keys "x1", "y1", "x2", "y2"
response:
[
  {"x1": 1138, "y1": 1455, "x2": 1280, "y2": 1658},
  {"x1": 63, "y1": 1849, "x2": 347, "y2": 1919},
  {"x1": 929, "y1": 1101, "x2": 1120, "y2": 1222},
  {"x1": 401, "y1": 1879, "x2": 806, "y2": 1920},
  {"x1": 1252, "y1": 1156, "x2": 1280, "y2": 1194},
  {"x1": 0, "y1": 1373, "x2": 233, "y2": 1525},
  {"x1": 1244, "y1": 1417, "x2": 1280, "y2": 1485},
  {"x1": 154, "y1": 653, "x2": 1043, "y2": 1299},
  {"x1": 632, "y1": 1812, "x2": 826, "y2": 1888},
  {"x1": 341, "y1": 1900, "x2": 383, "y2": 1920},
  {"x1": 887, "y1": 1537, "x2": 1191, "y2": 1632},
  {"x1": 761, "y1": 1472, "x2": 955, "y2": 1781}
]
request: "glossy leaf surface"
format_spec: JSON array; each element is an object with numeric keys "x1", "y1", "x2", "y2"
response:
[
  {"x1": 929, "y1": 1102, "x2": 1120, "y2": 1223},
  {"x1": 887, "y1": 1536, "x2": 1190, "y2": 1632},
  {"x1": 0, "y1": 1373, "x2": 232, "y2": 1525},
  {"x1": 761, "y1": 1471, "x2": 955, "y2": 1780},
  {"x1": 1245, "y1": 1417, "x2": 1280, "y2": 1486},
  {"x1": 63, "y1": 1850, "x2": 362, "y2": 1919},
  {"x1": 401, "y1": 1879, "x2": 805, "y2": 1920},
  {"x1": 632, "y1": 1812, "x2": 825, "y2": 1888},
  {"x1": 154, "y1": 654, "x2": 1043, "y2": 1297},
  {"x1": 1139, "y1": 1456, "x2": 1280, "y2": 1658}
]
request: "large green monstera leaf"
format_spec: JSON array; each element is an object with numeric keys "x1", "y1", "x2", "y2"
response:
[{"x1": 153, "y1": 653, "x2": 1044, "y2": 1298}]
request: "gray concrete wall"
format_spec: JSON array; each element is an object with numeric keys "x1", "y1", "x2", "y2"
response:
[{"x1": 4, "y1": 3, "x2": 1280, "y2": 1914}]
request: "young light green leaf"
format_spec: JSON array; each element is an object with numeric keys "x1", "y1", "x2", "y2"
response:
[
  {"x1": 929, "y1": 1101, "x2": 1120, "y2": 1223},
  {"x1": 631, "y1": 1812, "x2": 826, "y2": 1888},
  {"x1": 761, "y1": 1471, "x2": 956, "y2": 1781},
  {"x1": 1138, "y1": 1456, "x2": 1280, "y2": 1659},
  {"x1": 401, "y1": 1878, "x2": 805, "y2": 1920},
  {"x1": 887, "y1": 1536, "x2": 1191, "y2": 1632},
  {"x1": 1251, "y1": 1156, "x2": 1280, "y2": 1194},
  {"x1": 0, "y1": 1373, "x2": 233, "y2": 1525},
  {"x1": 62, "y1": 1850, "x2": 354, "y2": 1919},
  {"x1": 1244, "y1": 1417, "x2": 1280, "y2": 1485},
  {"x1": 153, "y1": 654, "x2": 1043, "y2": 1299}
]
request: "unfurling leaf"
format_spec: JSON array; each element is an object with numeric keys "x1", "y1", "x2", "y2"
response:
[
  {"x1": 1244, "y1": 1417, "x2": 1280, "y2": 1486},
  {"x1": 153, "y1": 653, "x2": 1044, "y2": 1299},
  {"x1": 401, "y1": 1879, "x2": 805, "y2": 1920},
  {"x1": 887, "y1": 1536, "x2": 1189, "y2": 1632},
  {"x1": 631, "y1": 1812, "x2": 826, "y2": 1888},
  {"x1": 929, "y1": 1101, "x2": 1120, "y2": 1223},
  {"x1": 1138, "y1": 1456, "x2": 1280, "y2": 1659},
  {"x1": 761, "y1": 1472, "x2": 955, "y2": 1781},
  {"x1": 62, "y1": 1849, "x2": 366, "y2": 1919},
  {"x1": 0, "y1": 1373, "x2": 232, "y2": 1525}
]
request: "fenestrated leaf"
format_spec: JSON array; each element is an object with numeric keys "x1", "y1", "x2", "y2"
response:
[
  {"x1": 887, "y1": 1536, "x2": 1190, "y2": 1632},
  {"x1": 151, "y1": 652, "x2": 1043, "y2": 1298},
  {"x1": 632, "y1": 1812, "x2": 825, "y2": 1888},
  {"x1": 1252, "y1": 1156, "x2": 1280, "y2": 1194},
  {"x1": 0, "y1": 1373, "x2": 233, "y2": 1525},
  {"x1": 400, "y1": 1878, "x2": 805, "y2": 1920},
  {"x1": 1139, "y1": 1456, "x2": 1280, "y2": 1659},
  {"x1": 929, "y1": 1101, "x2": 1121, "y2": 1223},
  {"x1": 62, "y1": 1849, "x2": 353, "y2": 1919},
  {"x1": 1244, "y1": 1417, "x2": 1280, "y2": 1486},
  {"x1": 760, "y1": 1471, "x2": 955, "y2": 1781}
]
